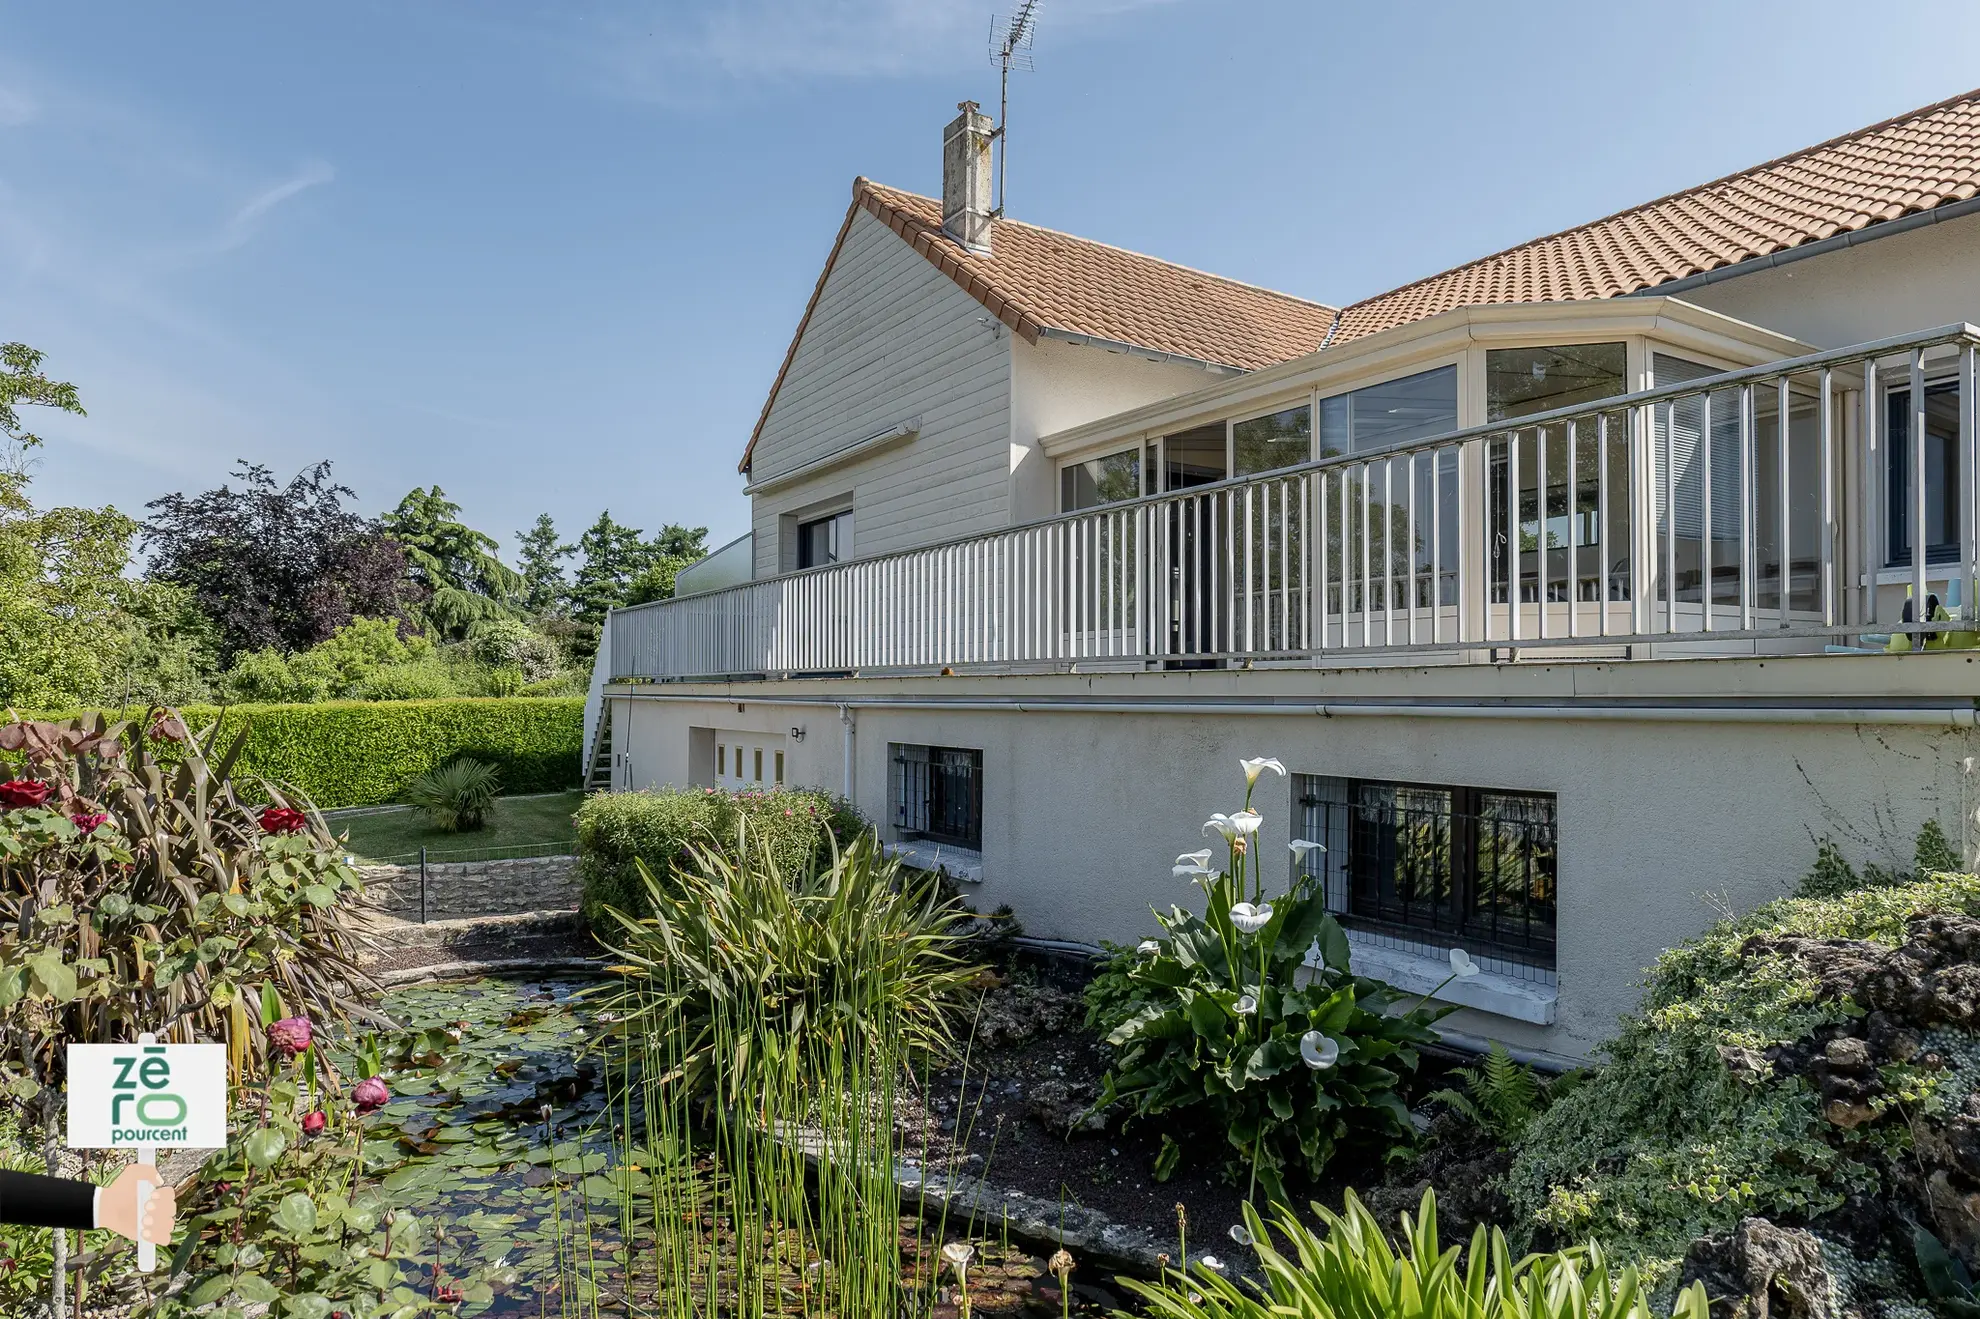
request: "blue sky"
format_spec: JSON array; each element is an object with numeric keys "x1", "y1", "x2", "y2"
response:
[{"x1": 4, "y1": 1, "x2": 1979, "y2": 561}]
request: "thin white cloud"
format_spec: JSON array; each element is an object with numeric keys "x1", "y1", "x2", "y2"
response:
[{"x1": 218, "y1": 159, "x2": 335, "y2": 250}]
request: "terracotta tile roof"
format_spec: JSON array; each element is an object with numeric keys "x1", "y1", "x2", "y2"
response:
[
  {"x1": 740, "y1": 179, "x2": 1336, "y2": 472},
  {"x1": 1330, "y1": 86, "x2": 1980, "y2": 346}
]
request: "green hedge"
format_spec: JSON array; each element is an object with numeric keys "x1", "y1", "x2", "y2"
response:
[
  {"x1": 575, "y1": 787, "x2": 865, "y2": 929},
  {"x1": 25, "y1": 698, "x2": 582, "y2": 809}
]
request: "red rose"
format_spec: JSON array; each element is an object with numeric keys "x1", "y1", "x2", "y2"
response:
[
  {"x1": 301, "y1": 1110, "x2": 327, "y2": 1136},
  {"x1": 267, "y1": 1016, "x2": 313, "y2": 1059},
  {"x1": 71, "y1": 811, "x2": 109, "y2": 835},
  {"x1": 352, "y1": 1076, "x2": 390, "y2": 1113},
  {"x1": 259, "y1": 806, "x2": 308, "y2": 835},
  {"x1": 0, "y1": 778, "x2": 52, "y2": 810}
]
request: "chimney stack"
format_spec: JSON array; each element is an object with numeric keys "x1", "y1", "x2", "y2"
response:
[{"x1": 942, "y1": 100, "x2": 995, "y2": 255}]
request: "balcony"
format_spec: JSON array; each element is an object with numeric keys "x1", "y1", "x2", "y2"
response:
[{"x1": 610, "y1": 325, "x2": 1980, "y2": 683}]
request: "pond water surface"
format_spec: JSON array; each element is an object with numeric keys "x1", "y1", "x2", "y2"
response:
[{"x1": 368, "y1": 975, "x2": 1130, "y2": 1317}]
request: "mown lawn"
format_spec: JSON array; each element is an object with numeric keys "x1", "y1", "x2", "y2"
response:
[{"x1": 329, "y1": 790, "x2": 585, "y2": 863}]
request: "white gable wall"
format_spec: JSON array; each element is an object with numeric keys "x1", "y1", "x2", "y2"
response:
[
  {"x1": 1682, "y1": 208, "x2": 1980, "y2": 348},
  {"x1": 748, "y1": 209, "x2": 1013, "y2": 579},
  {"x1": 1009, "y1": 334, "x2": 1229, "y2": 524}
]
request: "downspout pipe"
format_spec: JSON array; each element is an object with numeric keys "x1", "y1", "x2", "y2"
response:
[{"x1": 839, "y1": 703, "x2": 855, "y2": 804}]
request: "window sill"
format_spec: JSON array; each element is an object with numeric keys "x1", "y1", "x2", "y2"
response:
[
  {"x1": 883, "y1": 840, "x2": 984, "y2": 884},
  {"x1": 1327, "y1": 943, "x2": 1557, "y2": 1026}
]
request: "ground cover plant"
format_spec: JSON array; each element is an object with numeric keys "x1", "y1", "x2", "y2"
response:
[
  {"x1": 1505, "y1": 854, "x2": 1980, "y2": 1305},
  {"x1": 1088, "y1": 758, "x2": 1453, "y2": 1206}
]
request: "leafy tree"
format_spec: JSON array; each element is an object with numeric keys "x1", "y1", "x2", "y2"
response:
[
  {"x1": 143, "y1": 461, "x2": 417, "y2": 663},
  {"x1": 381, "y1": 486, "x2": 523, "y2": 638},
  {"x1": 0, "y1": 341, "x2": 83, "y2": 474},
  {"x1": 570, "y1": 513, "x2": 708, "y2": 623},
  {"x1": 0, "y1": 344, "x2": 192, "y2": 707},
  {"x1": 222, "y1": 616, "x2": 444, "y2": 704},
  {"x1": 516, "y1": 513, "x2": 574, "y2": 615}
]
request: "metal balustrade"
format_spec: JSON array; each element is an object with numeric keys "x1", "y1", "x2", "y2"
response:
[{"x1": 612, "y1": 324, "x2": 1980, "y2": 681}]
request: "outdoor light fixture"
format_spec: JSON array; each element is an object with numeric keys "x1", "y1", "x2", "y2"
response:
[{"x1": 790, "y1": 726, "x2": 806, "y2": 741}]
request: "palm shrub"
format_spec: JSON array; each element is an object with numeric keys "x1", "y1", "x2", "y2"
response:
[
  {"x1": 1091, "y1": 757, "x2": 1452, "y2": 1205},
  {"x1": 404, "y1": 755, "x2": 499, "y2": 831},
  {"x1": 600, "y1": 826, "x2": 980, "y2": 1099},
  {"x1": 1119, "y1": 1188, "x2": 1710, "y2": 1319}
]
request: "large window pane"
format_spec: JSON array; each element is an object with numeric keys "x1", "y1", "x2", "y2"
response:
[
  {"x1": 1061, "y1": 446, "x2": 1143, "y2": 512},
  {"x1": 1233, "y1": 404, "x2": 1311, "y2": 476},
  {"x1": 1318, "y1": 365, "x2": 1458, "y2": 457},
  {"x1": 1486, "y1": 343, "x2": 1626, "y2": 422},
  {"x1": 1887, "y1": 380, "x2": 1963, "y2": 566}
]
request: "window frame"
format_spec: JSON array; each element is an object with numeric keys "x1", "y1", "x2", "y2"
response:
[
  {"x1": 1299, "y1": 775, "x2": 1557, "y2": 968},
  {"x1": 795, "y1": 508, "x2": 854, "y2": 570},
  {"x1": 889, "y1": 743, "x2": 985, "y2": 851},
  {"x1": 1881, "y1": 372, "x2": 1966, "y2": 569},
  {"x1": 1059, "y1": 442, "x2": 1149, "y2": 512},
  {"x1": 1317, "y1": 361, "x2": 1463, "y2": 459}
]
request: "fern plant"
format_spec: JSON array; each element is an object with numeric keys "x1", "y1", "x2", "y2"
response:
[
  {"x1": 405, "y1": 756, "x2": 500, "y2": 832},
  {"x1": 1425, "y1": 1043, "x2": 1577, "y2": 1146},
  {"x1": 1120, "y1": 1188, "x2": 1710, "y2": 1319}
]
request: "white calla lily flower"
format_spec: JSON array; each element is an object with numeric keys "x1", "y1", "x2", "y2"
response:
[
  {"x1": 1229, "y1": 902, "x2": 1273, "y2": 935},
  {"x1": 1449, "y1": 947, "x2": 1481, "y2": 979},
  {"x1": 1228, "y1": 1224, "x2": 1253, "y2": 1247},
  {"x1": 1175, "y1": 849, "x2": 1214, "y2": 868},
  {"x1": 1137, "y1": 939, "x2": 1162, "y2": 957},
  {"x1": 1200, "y1": 1255, "x2": 1225, "y2": 1271},
  {"x1": 1299, "y1": 1030, "x2": 1339, "y2": 1070},
  {"x1": 1288, "y1": 838, "x2": 1325, "y2": 858},
  {"x1": 1238, "y1": 757, "x2": 1286, "y2": 786},
  {"x1": 1233, "y1": 994, "x2": 1257, "y2": 1016},
  {"x1": 1200, "y1": 809, "x2": 1264, "y2": 842}
]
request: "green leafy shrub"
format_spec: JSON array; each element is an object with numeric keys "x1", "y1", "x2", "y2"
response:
[
  {"x1": 1119, "y1": 1188, "x2": 1709, "y2": 1319},
  {"x1": 32, "y1": 696, "x2": 580, "y2": 808},
  {"x1": 1797, "y1": 818, "x2": 1961, "y2": 898},
  {"x1": 1506, "y1": 871, "x2": 1980, "y2": 1279},
  {"x1": 573, "y1": 784, "x2": 865, "y2": 926},
  {"x1": 1092, "y1": 759, "x2": 1447, "y2": 1204},
  {"x1": 1424, "y1": 1044, "x2": 1580, "y2": 1147},
  {"x1": 404, "y1": 757, "x2": 500, "y2": 832},
  {"x1": 601, "y1": 828, "x2": 979, "y2": 1096}
]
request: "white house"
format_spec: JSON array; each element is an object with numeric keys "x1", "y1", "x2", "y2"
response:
[{"x1": 588, "y1": 91, "x2": 1980, "y2": 1062}]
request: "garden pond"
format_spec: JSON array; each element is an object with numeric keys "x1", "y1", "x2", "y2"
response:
[{"x1": 363, "y1": 974, "x2": 1132, "y2": 1317}]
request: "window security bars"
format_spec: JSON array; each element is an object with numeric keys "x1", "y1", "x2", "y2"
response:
[
  {"x1": 891, "y1": 745, "x2": 984, "y2": 851},
  {"x1": 610, "y1": 325, "x2": 1980, "y2": 679},
  {"x1": 1298, "y1": 779, "x2": 1557, "y2": 969}
]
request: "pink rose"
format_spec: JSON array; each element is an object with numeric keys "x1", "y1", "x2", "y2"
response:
[
  {"x1": 267, "y1": 1016, "x2": 313, "y2": 1059},
  {"x1": 352, "y1": 1076, "x2": 390, "y2": 1113},
  {"x1": 301, "y1": 1110, "x2": 327, "y2": 1136}
]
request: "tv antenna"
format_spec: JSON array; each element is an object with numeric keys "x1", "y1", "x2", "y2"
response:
[{"x1": 988, "y1": 0, "x2": 1040, "y2": 217}]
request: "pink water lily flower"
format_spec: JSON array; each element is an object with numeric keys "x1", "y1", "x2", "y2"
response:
[
  {"x1": 267, "y1": 1017, "x2": 313, "y2": 1059},
  {"x1": 353, "y1": 1076, "x2": 391, "y2": 1113}
]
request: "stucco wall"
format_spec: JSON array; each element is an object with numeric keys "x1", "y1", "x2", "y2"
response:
[
  {"x1": 747, "y1": 210, "x2": 1013, "y2": 578},
  {"x1": 1684, "y1": 209, "x2": 1980, "y2": 348},
  {"x1": 606, "y1": 654, "x2": 1980, "y2": 1059},
  {"x1": 1009, "y1": 335, "x2": 1226, "y2": 524}
]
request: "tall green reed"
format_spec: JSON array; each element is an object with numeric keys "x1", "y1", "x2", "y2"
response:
[{"x1": 585, "y1": 826, "x2": 975, "y2": 1316}]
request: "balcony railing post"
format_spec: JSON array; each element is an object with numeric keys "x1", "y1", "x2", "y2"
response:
[
  {"x1": 1964, "y1": 344, "x2": 1978, "y2": 621},
  {"x1": 1912, "y1": 348, "x2": 1929, "y2": 631},
  {"x1": 1861, "y1": 358, "x2": 1879, "y2": 627}
]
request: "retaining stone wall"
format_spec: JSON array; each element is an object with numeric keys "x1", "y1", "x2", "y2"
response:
[{"x1": 357, "y1": 854, "x2": 580, "y2": 921}]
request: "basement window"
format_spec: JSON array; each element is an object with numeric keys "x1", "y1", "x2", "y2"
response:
[
  {"x1": 1296, "y1": 774, "x2": 1556, "y2": 969},
  {"x1": 890, "y1": 744, "x2": 983, "y2": 850}
]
